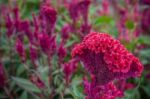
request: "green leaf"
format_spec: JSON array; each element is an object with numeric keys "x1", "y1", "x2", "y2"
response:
[
  {"x1": 16, "y1": 65, "x2": 26, "y2": 76},
  {"x1": 12, "y1": 77, "x2": 41, "y2": 93},
  {"x1": 94, "y1": 16, "x2": 113, "y2": 25},
  {"x1": 138, "y1": 36, "x2": 150, "y2": 45},
  {"x1": 125, "y1": 20, "x2": 135, "y2": 30},
  {"x1": 142, "y1": 85, "x2": 150, "y2": 97},
  {"x1": 20, "y1": 91, "x2": 28, "y2": 99},
  {"x1": 139, "y1": 49, "x2": 150, "y2": 65}
]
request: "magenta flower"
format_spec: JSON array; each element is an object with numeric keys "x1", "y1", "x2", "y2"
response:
[
  {"x1": 29, "y1": 44, "x2": 38, "y2": 68},
  {"x1": 19, "y1": 20, "x2": 33, "y2": 42},
  {"x1": 62, "y1": 59, "x2": 78, "y2": 84},
  {"x1": 5, "y1": 14, "x2": 14, "y2": 38},
  {"x1": 13, "y1": 7, "x2": 20, "y2": 31},
  {"x1": 80, "y1": 23, "x2": 91, "y2": 37},
  {"x1": 78, "y1": 0, "x2": 91, "y2": 24},
  {"x1": 83, "y1": 77, "x2": 123, "y2": 99},
  {"x1": 61, "y1": 24, "x2": 71, "y2": 42},
  {"x1": 0, "y1": 63, "x2": 6, "y2": 88},
  {"x1": 38, "y1": 33, "x2": 56, "y2": 56},
  {"x1": 72, "y1": 32, "x2": 143, "y2": 85},
  {"x1": 68, "y1": 2, "x2": 79, "y2": 24},
  {"x1": 15, "y1": 39, "x2": 26, "y2": 62},
  {"x1": 40, "y1": 5, "x2": 57, "y2": 35},
  {"x1": 141, "y1": 8, "x2": 150, "y2": 33},
  {"x1": 58, "y1": 43, "x2": 67, "y2": 63}
]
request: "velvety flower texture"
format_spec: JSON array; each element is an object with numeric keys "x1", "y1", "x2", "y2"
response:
[
  {"x1": 72, "y1": 32, "x2": 143, "y2": 85},
  {"x1": 0, "y1": 63, "x2": 6, "y2": 88},
  {"x1": 83, "y1": 77, "x2": 123, "y2": 99}
]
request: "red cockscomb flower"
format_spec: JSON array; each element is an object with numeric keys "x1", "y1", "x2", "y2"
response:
[
  {"x1": 83, "y1": 77, "x2": 123, "y2": 99},
  {"x1": 72, "y1": 32, "x2": 143, "y2": 85}
]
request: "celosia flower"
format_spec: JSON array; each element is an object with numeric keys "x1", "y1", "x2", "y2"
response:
[
  {"x1": 15, "y1": 39, "x2": 26, "y2": 62},
  {"x1": 5, "y1": 14, "x2": 14, "y2": 38},
  {"x1": 80, "y1": 23, "x2": 91, "y2": 37},
  {"x1": 40, "y1": 5, "x2": 57, "y2": 35},
  {"x1": 68, "y1": 2, "x2": 79, "y2": 24},
  {"x1": 83, "y1": 77, "x2": 123, "y2": 99},
  {"x1": 32, "y1": 13, "x2": 39, "y2": 40},
  {"x1": 13, "y1": 7, "x2": 20, "y2": 30},
  {"x1": 72, "y1": 32, "x2": 143, "y2": 85},
  {"x1": 141, "y1": 8, "x2": 150, "y2": 33},
  {"x1": 0, "y1": 63, "x2": 6, "y2": 88},
  {"x1": 101, "y1": 0, "x2": 110, "y2": 15},
  {"x1": 29, "y1": 44, "x2": 38, "y2": 68},
  {"x1": 30, "y1": 74, "x2": 45, "y2": 89},
  {"x1": 61, "y1": 24, "x2": 71, "y2": 42},
  {"x1": 19, "y1": 20, "x2": 33, "y2": 42},
  {"x1": 62, "y1": 59, "x2": 78, "y2": 85},
  {"x1": 78, "y1": 0, "x2": 91, "y2": 24},
  {"x1": 58, "y1": 43, "x2": 67, "y2": 63},
  {"x1": 38, "y1": 33, "x2": 56, "y2": 56}
]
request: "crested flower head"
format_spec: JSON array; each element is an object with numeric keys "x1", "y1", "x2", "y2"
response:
[
  {"x1": 83, "y1": 77, "x2": 123, "y2": 99},
  {"x1": 72, "y1": 32, "x2": 143, "y2": 85}
]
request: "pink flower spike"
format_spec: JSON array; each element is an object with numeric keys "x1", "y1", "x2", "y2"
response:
[
  {"x1": 38, "y1": 33, "x2": 56, "y2": 56},
  {"x1": 78, "y1": 0, "x2": 91, "y2": 24},
  {"x1": 29, "y1": 44, "x2": 38, "y2": 68},
  {"x1": 40, "y1": 5, "x2": 57, "y2": 35},
  {"x1": 15, "y1": 39, "x2": 26, "y2": 62},
  {"x1": 0, "y1": 63, "x2": 6, "y2": 88},
  {"x1": 62, "y1": 59, "x2": 78, "y2": 84},
  {"x1": 58, "y1": 43, "x2": 67, "y2": 63},
  {"x1": 72, "y1": 32, "x2": 143, "y2": 85},
  {"x1": 5, "y1": 14, "x2": 14, "y2": 38}
]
